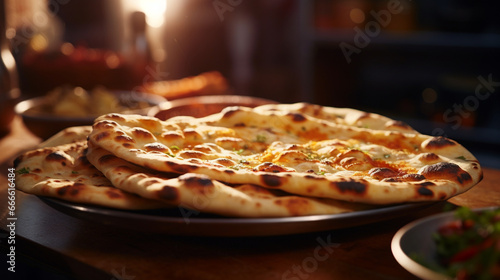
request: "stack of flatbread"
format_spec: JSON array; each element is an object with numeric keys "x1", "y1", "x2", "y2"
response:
[{"x1": 14, "y1": 103, "x2": 482, "y2": 217}]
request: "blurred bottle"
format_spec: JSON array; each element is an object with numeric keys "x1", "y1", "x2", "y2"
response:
[
  {"x1": 0, "y1": 0, "x2": 20, "y2": 136},
  {"x1": 125, "y1": 11, "x2": 153, "y2": 87}
]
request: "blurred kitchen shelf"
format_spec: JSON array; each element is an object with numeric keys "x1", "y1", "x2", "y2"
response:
[
  {"x1": 314, "y1": 30, "x2": 500, "y2": 49},
  {"x1": 294, "y1": 0, "x2": 500, "y2": 102},
  {"x1": 401, "y1": 117, "x2": 500, "y2": 146}
]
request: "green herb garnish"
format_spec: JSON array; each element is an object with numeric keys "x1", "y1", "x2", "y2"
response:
[
  {"x1": 255, "y1": 135, "x2": 267, "y2": 143},
  {"x1": 16, "y1": 167, "x2": 30, "y2": 175}
]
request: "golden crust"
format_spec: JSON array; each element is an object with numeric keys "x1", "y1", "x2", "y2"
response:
[
  {"x1": 88, "y1": 103, "x2": 482, "y2": 205},
  {"x1": 14, "y1": 141, "x2": 167, "y2": 210},
  {"x1": 86, "y1": 142, "x2": 372, "y2": 217}
]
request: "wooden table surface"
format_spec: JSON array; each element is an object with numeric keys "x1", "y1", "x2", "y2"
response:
[{"x1": 1, "y1": 117, "x2": 499, "y2": 280}]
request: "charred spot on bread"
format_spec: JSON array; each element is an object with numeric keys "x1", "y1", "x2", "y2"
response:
[
  {"x1": 304, "y1": 174, "x2": 325, "y2": 180},
  {"x1": 213, "y1": 158, "x2": 236, "y2": 167},
  {"x1": 115, "y1": 134, "x2": 135, "y2": 142},
  {"x1": 94, "y1": 119, "x2": 116, "y2": 127},
  {"x1": 192, "y1": 145, "x2": 214, "y2": 153},
  {"x1": 156, "y1": 185, "x2": 179, "y2": 201},
  {"x1": 94, "y1": 131, "x2": 111, "y2": 141},
  {"x1": 471, "y1": 162, "x2": 481, "y2": 171},
  {"x1": 381, "y1": 177, "x2": 398, "y2": 182},
  {"x1": 185, "y1": 176, "x2": 214, "y2": 188},
  {"x1": 57, "y1": 182, "x2": 85, "y2": 196},
  {"x1": 385, "y1": 120, "x2": 412, "y2": 130},
  {"x1": 417, "y1": 181, "x2": 436, "y2": 187},
  {"x1": 418, "y1": 153, "x2": 441, "y2": 163},
  {"x1": 401, "y1": 174, "x2": 426, "y2": 182},
  {"x1": 261, "y1": 174, "x2": 286, "y2": 187},
  {"x1": 253, "y1": 162, "x2": 289, "y2": 173},
  {"x1": 177, "y1": 150, "x2": 207, "y2": 159},
  {"x1": 106, "y1": 189, "x2": 124, "y2": 199},
  {"x1": 106, "y1": 113, "x2": 127, "y2": 121},
  {"x1": 333, "y1": 180, "x2": 367, "y2": 195},
  {"x1": 288, "y1": 112, "x2": 307, "y2": 122},
  {"x1": 422, "y1": 136, "x2": 457, "y2": 149},
  {"x1": 298, "y1": 103, "x2": 321, "y2": 116},
  {"x1": 131, "y1": 127, "x2": 155, "y2": 139},
  {"x1": 223, "y1": 168, "x2": 236, "y2": 175},
  {"x1": 368, "y1": 167, "x2": 398, "y2": 180},
  {"x1": 161, "y1": 131, "x2": 184, "y2": 141},
  {"x1": 165, "y1": 161, "x2": 198, "y2": 173},
  {"x1": 45, "y1": 151, "x2": 70, "y2": 166},
  {"x1": 417, "y1": 186, "x2": 434, "y2": 196},
  {"x1": 179, "y1": 174, "x2": 215, "y2": 193},
  {"x1": 98, "y1": 154, "x2": 117, "y2": 165},
  {"x1": 221, "y1": 107, "x2": 241, "y2": 118},
  {"x1": 144, "y1": 143, "x2": 169, "y2": 153},
  {"x1": 382, "y1": 173, "x2": 425, "y2": 183},
  {"x1": 277, "y1": 197, "x2": 311, "y2": 216},
  {"x1": 419, "y1": 162, "x2": 472, "y2": 185}
]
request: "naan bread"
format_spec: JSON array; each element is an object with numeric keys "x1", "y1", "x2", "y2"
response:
[
  {"x1": 253, "y1": 103, "x2": 418, "y2": 133},
  {"x1": 88, "y1": 103, "x2": 482, "y2": 205},
  {"x1": 38, "y1": 125, "x2": 92, "y2": 148},
  {"x1": 14, "y1": 141, "x2": 167, "y2": 210},
  {"x1": 87, "y1": 142, "x2": 372, "y2": 217}
]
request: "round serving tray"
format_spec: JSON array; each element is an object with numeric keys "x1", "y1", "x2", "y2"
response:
[{"x1": 41, "y1": 197, "x2": 433, "y2": 237}]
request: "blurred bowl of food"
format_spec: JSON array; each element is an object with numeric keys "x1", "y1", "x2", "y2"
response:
[
  {"x1": 149, "y1": 95, "x2": 278, "y2": 120},
  {"x1": 392, "y1": 206, "x2": 500, "y2": 280},
  {"x1": 15, "y1": 85, "x2": 166, "y2": 139}
]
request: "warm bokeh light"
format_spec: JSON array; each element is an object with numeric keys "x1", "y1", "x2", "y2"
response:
[
  {"x1": 60, "y1": 42, "x2": 75, "y2": 56},
  {"x1": 349, "y1": 8, "x2": 365, "y2": 24},
  {"x1": 1, "y1": 48, "x2": 16, "y2": 70},
  {"x1": 105, "y1": 53, "x2": 121, "y2": 69},
  {"x1": 422, "y1": 88, "x2": 438, "y2": 104},
  {"x1": 135, "y1": 0, "x2": 167, "y2": 28},
  {"x1": 5, "y1": 27, "x2": 16, "y2": 40},
  {"x1": 29, "y1": 34, "x2": 49, "y2": 52}
]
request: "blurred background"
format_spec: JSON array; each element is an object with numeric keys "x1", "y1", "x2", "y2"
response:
[{"x1": 2, "y1": 0, "x2": 499, "y2": 167}]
